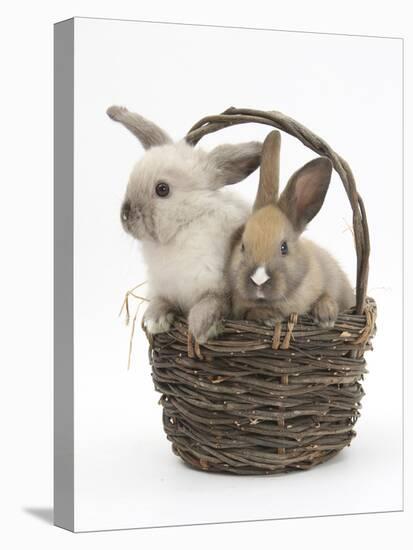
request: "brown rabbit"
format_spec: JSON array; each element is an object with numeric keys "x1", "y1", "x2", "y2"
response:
[{"x1": 228, "y1": 130, "x2": 355, "y2": 328}]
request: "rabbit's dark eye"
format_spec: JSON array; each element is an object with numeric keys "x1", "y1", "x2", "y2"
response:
[
  {"x1": 241, "y1": 242, "x2": 245, "y2": 253},
  {"x1": 155, "y1": 181, "x2": 170, "y2": 198},
  {"x1": 280, "y1": 241, "x2": 288, "y2": 255},
  {"x1": 121, "y1": 200, "x2": 131, "y2": 222}
]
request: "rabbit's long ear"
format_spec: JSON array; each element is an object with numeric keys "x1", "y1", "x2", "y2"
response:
[
  {"x1": 278, "y1": 157, "x2": 332, "y2": 233},
  {"x1": 208, "y1": 142, "x2": 262, "y2": 187},
  {"x1": 106, "y1": 106, "x2": 172, "y2": 149},
  {"x1": 253, "y1": 130, "x2": 281, "y2": 211}
]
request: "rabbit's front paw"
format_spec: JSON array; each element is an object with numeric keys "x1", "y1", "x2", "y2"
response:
[
  {"x1": 143, "y1": 297, "x2": 175, "y2": 334},
  {"x1": 144, "y1": 312, "x2": 174, "y2": 334},
  {"x1": 263, "y1": 316, "x2": 285, "y2": 327},
  {"x1": 188, "y1": 298, "x2": 225, "y2": 344},
  {"x1": 245, "y1": 307, "x2": 284, "y2": 326},
  {"x1": 311, "y1": 294, "x2": 338, "y2": 328}
]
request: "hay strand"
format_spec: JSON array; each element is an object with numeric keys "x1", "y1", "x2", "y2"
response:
[{"x1": 119, "y1": 282, "x2": 149, "y2": 369}]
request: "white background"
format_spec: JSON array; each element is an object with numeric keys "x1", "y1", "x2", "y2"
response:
[
  {"x1": 73, "y1": 18, "x2": 402, "y2": 531},
  {"x1": 0, "y1": 0, "x2": 411, "y2": 548}
]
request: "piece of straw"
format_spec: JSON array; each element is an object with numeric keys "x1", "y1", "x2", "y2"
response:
[{"x1": 119, "y1": 282, "x2": 149, "y2": 370}]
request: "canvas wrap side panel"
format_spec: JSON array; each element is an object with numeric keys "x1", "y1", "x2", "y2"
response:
[{"x1": 54, "y1": 17, "x2": 74, "y2": 532}]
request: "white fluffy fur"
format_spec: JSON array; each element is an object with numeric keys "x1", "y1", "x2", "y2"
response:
[
  {"x1": 143, "y1": 190, "x2": 248, "y2": 312},
  {"x1": 107, "y1": 106, "x2": 262, "y2": 340}
]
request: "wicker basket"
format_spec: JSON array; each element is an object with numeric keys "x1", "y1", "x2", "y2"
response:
[{"x1": 146, "y1": 107, "x2": 377, "y2": 475}]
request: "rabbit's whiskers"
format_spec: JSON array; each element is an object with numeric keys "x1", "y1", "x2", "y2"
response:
[{"x1": 278, "y1": 291, "x2": 291, "y2": 307}]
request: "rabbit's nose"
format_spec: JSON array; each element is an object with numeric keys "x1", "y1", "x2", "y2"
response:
[{"x1": 250, "y1": 266, "x2": 271, "y2": 286}]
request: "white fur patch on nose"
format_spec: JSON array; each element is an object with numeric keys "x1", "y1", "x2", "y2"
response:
[{"x1": 251, "y1": 266, "x2": 270, "y2": 286}]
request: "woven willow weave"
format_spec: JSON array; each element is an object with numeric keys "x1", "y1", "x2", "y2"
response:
[{"x1": 146, "y1": 107, "x2": 376, "y2": 475}]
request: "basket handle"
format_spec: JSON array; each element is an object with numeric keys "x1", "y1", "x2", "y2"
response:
[{"x1": 185, "y1": 107, "x2": 370, "y2": 314}]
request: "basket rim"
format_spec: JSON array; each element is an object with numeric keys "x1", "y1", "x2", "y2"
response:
[
  {"x1": 146, "y1": 296, "x2": 377, "y2": 362},
  {"x1": 185, "y1": 107, "x2": 370, "y2": 315}
]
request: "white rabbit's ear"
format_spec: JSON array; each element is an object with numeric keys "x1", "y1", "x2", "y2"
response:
[
  {"x1": 278, "y1": 157, "x2": 332, "y2": 232},
  {"x1": 106, "y1": 106, "x2": 172, "y2": 149},
  {"x1": 208, "y1": 142, "x2": 262, "y2": 187}
]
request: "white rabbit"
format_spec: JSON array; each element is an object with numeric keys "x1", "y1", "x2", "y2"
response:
[{"x1": 107, "y1": 106, "x2": 262, "y2": 342}]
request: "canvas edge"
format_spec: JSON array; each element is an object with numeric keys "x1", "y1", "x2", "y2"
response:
[{"x1": 53, "y1": 17, "x2": 75, "y2": 532}]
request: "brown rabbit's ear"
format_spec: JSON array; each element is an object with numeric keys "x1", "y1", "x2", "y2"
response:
[
  {"x1": 106, "y1": 106, "x2": 172, "y2": 149},
  {"x1": 253, "y1": 130, "x2": 281, "y2": 211},
  {"x1": 278, "y1": 157, "x2": 333, "y2": 232}
]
